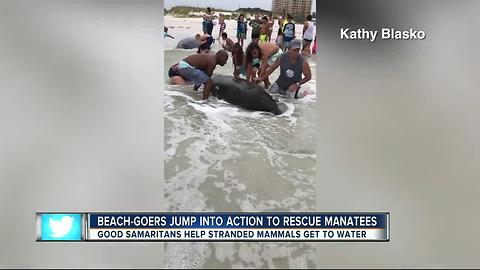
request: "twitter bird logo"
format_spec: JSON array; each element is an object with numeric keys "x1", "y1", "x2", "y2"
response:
[
  {"x1": 49, "y1": 216, "x2": 73, "y2": 238},
  {"x1": 40, "y1": 214, "x2": 82, "y2": 241}
]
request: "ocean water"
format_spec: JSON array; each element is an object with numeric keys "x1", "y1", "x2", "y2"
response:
[{"x1": 164, "y1": 16, "x2": 317, "y2": 269}]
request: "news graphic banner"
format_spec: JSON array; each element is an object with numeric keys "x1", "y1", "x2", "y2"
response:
[{"x1": 36, "y1": 212, "x2": 390, "y2": 242}]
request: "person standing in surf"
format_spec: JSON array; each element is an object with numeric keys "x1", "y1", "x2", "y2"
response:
[
  {"x1": 259, "y1": 16, "x2": 270, "y2": 43},
  {"x1": 168, "y1": 50, "x2": 229, "y2": 100},
  {"x1": 282, "y1": 14, "x2": 296, "y2": 51},
  {"x1": 268, "y1": 16, "x2": 274, "y2": 42},
  {"x1": 302, "y1": 15, "x2": 315, "y2": 56},
  {"x1": 204, "y1": 7, "x2": 214, "y2": 36},
  {"x1": 255, "y1": 39, "x2": 311, "y2": 99},
  {"x1": 218, "y1": 14, "x2": 226, "y2": 40},
  {"x1": 249, "y1": 14, "x2": 262, "y2": 44},
  {"x1": 237, "y1": 14, "x2": 247, "y2": 48},
  {"x1": 164, "y1": 27, "x2": 174, "y2": 39}
]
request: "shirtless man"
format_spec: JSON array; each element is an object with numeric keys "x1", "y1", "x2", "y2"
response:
[
  {"x1": 221, "y1": 32, "x2": 235, "y2": 52},
  {"x1": 168, "y1": 50, "x2": 229, "y2": 99}
]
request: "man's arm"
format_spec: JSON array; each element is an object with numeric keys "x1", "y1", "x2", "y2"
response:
[
  {"x1": 202, "y1": 61, "x2": 216, "y2": 99},
  {"x1": 287, "y1": 61, "x2": 312, "y2": 93},
  {"x1": 303, "y1": 22, "x2": 308, "y2": 36},
  {"x1": 298, "y1": 61, "x2": 311, "y2": 85},
  {"x1": 205, "y1": 59, "x2": 216, "y2": 77}
]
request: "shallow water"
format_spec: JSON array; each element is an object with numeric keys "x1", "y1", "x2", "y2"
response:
[{"x1": 164, "y1": 17, "x2": 317, "y2": 269}]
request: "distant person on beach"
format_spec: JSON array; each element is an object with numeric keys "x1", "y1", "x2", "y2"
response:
[
  {"x1": 218, "y1": 14, "x2": 226, "y2": 40},
  {"x1": 249, "y1": 14, "x2": 262, "y2": 43},
  {"x1": 164, "y1": 27, "x2": 174, "y2": 39},
  {"x1": 255, "y1": 39, "x2": 311, "y2": 99},
  {"x1": 282, "y1": 14, "x2": 296, "y2": 51},
  {"x1": 302, "y1": 15, "x2": 315, "y2": 56},
  {"x1": 197, "y1": 43, "x2": 211, "y2": 54},
  {"x1": 205, "y1": 7, "x2": 214, "y2": 35},
  {"x1": 237, "y1": 14, "x2": 247, "y2": 48},
  {"x1": 259, "y1": 16, "x2": 270, "y2": 42},
  {"x1": 277, "y1": 15, "x2": 284, "y2": 38},
  {"x1": 221, "y1": 32, "x2": 235, "y2": 52},
  {"x1": 245, "y1": 42, "x2": 283, "y2": 88},
  {"x1": 268, "y1": 16, "x2": 274, "y2": 42},
  {"x1": 168, "y1": 50, "x2": 229, "y2": 99}
]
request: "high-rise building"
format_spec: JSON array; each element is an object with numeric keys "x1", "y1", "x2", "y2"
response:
[{"x1": 271, "y1": 0, "x2": 312, "y2": 17}]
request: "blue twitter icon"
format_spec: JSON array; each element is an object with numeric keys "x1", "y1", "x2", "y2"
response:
[{"x1": 39, "y1": 214, "x2": 82, "y2": 241}]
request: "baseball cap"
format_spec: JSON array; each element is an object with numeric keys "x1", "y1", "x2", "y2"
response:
[{"x1": 290, "y1": 39, "x2": 302, "y2": 50}]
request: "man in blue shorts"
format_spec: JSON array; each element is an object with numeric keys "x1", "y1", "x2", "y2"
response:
[{"x1": 168, "y1": 50, "x2": 229, "y2": 99}]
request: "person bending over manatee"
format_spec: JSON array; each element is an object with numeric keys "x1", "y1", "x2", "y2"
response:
[
  {"x1": 232, "y1": 43, "x2": 257, "y2": 80},
  {"x1": 176, "y1": 34, "x2": 213, "y2": 49},
  {"x1": 221, "y1": 32, "x2": 235, "y2": 52},
  {"x1": 245, "y1": 42, "x2": 283, "y2": 88},
  {"x1": 255, "y1": 39, "x2": 311, "y2": 99},
  {"x1": 199, "y1": 33, "x2": 215, "y2": 47},
  {"x1": 168, "y1": 50, "x2": 229, "y2": 99}
]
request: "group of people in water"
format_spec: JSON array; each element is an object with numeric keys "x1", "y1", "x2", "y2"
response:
[{"x1": 166, "y1": 7, "x2": 315, "y2": 101}]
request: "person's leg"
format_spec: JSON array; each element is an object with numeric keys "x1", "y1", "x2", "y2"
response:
[
  {"x1": 207, "y1": 22, "x2": 213, "y2": 36},
  {"x1": 304, "y1": 40, "x2": 312, "y2": 55}
]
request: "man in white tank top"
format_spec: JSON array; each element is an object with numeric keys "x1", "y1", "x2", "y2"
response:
[{"x1": 302, "y1": 15, "x2": 316, "y2": 57}]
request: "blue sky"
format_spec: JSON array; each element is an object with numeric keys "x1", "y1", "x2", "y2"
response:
[{"x1": 164, "y1": 0, "x2": 316, "y2": 13}]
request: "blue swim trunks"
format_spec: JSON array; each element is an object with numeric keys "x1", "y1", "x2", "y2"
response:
[{"x1": 177, "y1": 60, "x2": 210, "y2": 84}]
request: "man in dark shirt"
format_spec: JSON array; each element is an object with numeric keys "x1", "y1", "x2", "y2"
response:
[{"x1": 249, "y1": 14, "x2": 262, "y2": 43}]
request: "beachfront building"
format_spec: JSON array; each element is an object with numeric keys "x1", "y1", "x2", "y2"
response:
[{"x1": 271, "y1": 0, "x2": 312, "y2": 17}]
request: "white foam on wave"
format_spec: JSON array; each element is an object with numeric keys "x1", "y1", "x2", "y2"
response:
[
  {"x1": 164, "y1": 20, "x2": 317, "y2": 266},
  {"x1": 164, "y1": 88, "x2": 317, "y2": 268}
]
